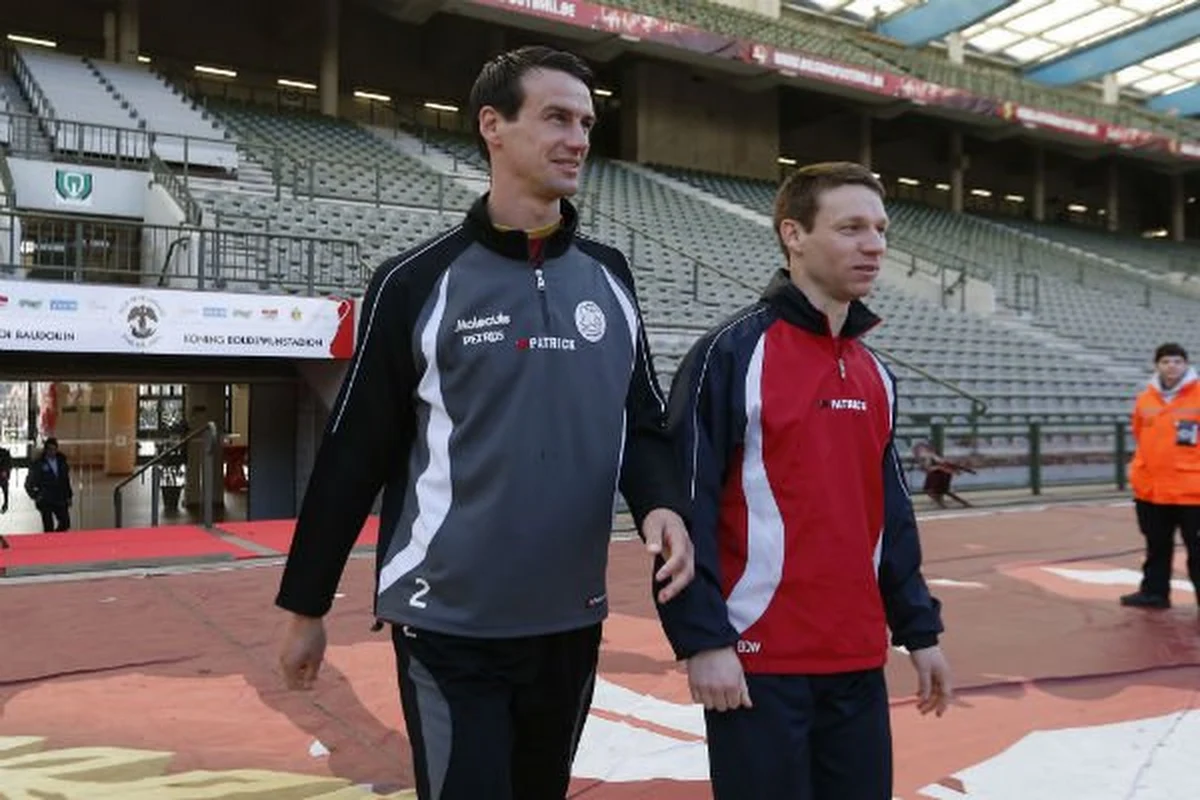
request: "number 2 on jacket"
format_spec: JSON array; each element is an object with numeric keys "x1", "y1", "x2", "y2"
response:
[{"x1": 410, "y1": 578, "x2": 431, "y2": 609}]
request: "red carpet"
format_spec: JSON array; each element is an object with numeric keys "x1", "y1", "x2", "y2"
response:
[
  {"x1": 0, "y1": 525, "x2": 259, "y2": 576},
  {"x1": 217, "y1": 516, "x2": 380, "y2": 555},
  {"x1": 0, "y1": 517, "x2": 382, "y2": 576}
]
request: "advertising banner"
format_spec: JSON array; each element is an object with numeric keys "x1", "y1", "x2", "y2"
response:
[
  {"x1": 0, "y1": 280, "x2": 356, "y2": 359},
  {"x1": 468, "y1": 0, "x2": 742, "y2": 56}
]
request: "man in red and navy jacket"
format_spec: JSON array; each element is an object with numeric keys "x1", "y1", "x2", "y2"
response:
[{"x1": 657, "y1": 162, "x2": 952, "y2": 800}]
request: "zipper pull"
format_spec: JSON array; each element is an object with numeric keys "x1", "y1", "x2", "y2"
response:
[
  {"x1": 838, "y1": 357, "x2": 846, "y2": 380},
  {"x1": 535, "y1": 267, "x2": 546, "y2": 291}
]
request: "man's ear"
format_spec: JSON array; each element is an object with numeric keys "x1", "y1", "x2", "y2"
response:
[
  {"x1": 779, "y1": 219, "x2": 805, "y2": 256},
  {"x1": 478, "y1": 106, "x2": 502, "y2": 155}
]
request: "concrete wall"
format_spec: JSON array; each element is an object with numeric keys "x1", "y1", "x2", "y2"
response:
[{"x1": 622, "y1": 60, "x2": 778, "y2": 180}]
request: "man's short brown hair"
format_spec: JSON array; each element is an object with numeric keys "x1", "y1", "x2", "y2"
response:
[{"x1": 772, "y1": 162, "x2": 885, "y2": 256}]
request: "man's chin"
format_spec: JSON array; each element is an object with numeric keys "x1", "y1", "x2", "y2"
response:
[
  {"x1": 846, "y1": 280, "x2": 877, "y2": 299},
  {"x1": 544, "y1": 175, "x2": 580, "y2": 198}
]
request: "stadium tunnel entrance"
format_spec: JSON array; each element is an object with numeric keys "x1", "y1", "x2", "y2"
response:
[{"x1": 0, "y1": 351, "x2": 339, "y2": 534}]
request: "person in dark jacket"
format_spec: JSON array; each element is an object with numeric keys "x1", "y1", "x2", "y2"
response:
[
  {"x1": 0, "y1": 444, "x2": 11, "y2": 513},
  {"x1": 274, "y1": 46, "x2": 694, "y2": 800},
  {"x1": 658, "y1": 162, "x2": 952, "y2": 800},
  {"x1": 25, "y1": 437, "x2": 71, "y2": 532}
]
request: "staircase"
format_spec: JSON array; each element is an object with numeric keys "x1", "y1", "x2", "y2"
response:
[
  {"x1": 185, "y1": 147, "x2": 277, "y2": 196},
  {"x1": 363, "y1": 124, "x2": 488, "y2": 197},
  {"x1": 0, "y1": 71, "x2": 53, "y2": 156}
]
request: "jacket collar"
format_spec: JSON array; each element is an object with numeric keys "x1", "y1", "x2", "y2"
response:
[
  {"x1": 463, "y1": 192, "x2": 579, "y2": 261},
  {"x1": 762, "y1": 268, "x2": 881, "y2": 339},
  {"x1": 1150, "y1": 366, "x2": 1199, "y2": 401}
]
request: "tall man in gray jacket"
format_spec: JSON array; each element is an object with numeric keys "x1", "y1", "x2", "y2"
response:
[{"x1": 275, "y1": 46, "x2": 694, "y2": 800}]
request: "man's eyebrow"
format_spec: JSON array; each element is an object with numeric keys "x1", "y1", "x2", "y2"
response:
[{"x1": 543, "y1": 103, "x2": 595, "y2": 121}]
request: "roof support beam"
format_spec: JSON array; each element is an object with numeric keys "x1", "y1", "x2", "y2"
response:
[
  {"x1": 876, "y1": 0, "x2": 1016, "y2": 47},
  {"x1": 1025, "y1": 5, "x2": 1200, "y2": 86}
]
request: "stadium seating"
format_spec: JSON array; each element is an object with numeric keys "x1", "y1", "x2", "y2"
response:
[
  {"x1": 202, "y1": 101, "x2": 477, "y2": 211},
  {"x1": 88, "y1": 58, "x2": 237, "y2": 170},
  {"x1": 992, "y1": 215, "x2": 1200, "y2": 279},
  {"x1": 0, "y1": 82, "x2": 9, "y2": 145},
  {"x1": 11, "y1": 47, "x2": 239, "y2": 168},
  {"x1": 14, "y1": 46, "x2": 148, "y2": 160},
  {"x1": 653, "y1": 164, "x2": 1199, "y2": 370},
  {"x1": 192, "y1": 188, "x2": 451, "y2": 267}
]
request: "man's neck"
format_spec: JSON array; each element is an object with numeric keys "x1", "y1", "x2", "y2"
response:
[
  {"x1": 487, "y1": 182, "x2": 561, "y2": 232},
  {"x1": 790, "y1": 270, "x2": 849, "y2": 337}
]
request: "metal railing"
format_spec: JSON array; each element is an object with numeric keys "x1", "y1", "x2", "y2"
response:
[
  {"x1": 149, "y1": 150, "x2": 202, "y2": 225},
  {"x1": 0, "y1": 107, "x2": 241, "y2": 171},
  {"x1": 0, "y1": 208, "x2": 367, "y2": 296},
  {"x1": 230, "y1": 141, "x2": 476, "y2": 212},
  {"x1": 897, "y1": 416, "x2": 1132, "y2": 497},
  {"x1": 113, "y1": 421, "x2": 217, "y2": 528},
  {"x1": 11, "y1": 48, "x2": 54, "y2": 123}
]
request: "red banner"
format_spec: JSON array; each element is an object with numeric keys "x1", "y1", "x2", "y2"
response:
[
  {"x1": 472, "y1": 0, "x2": 1200, "y2": 162},
  {"x1": 469, "y1": 0, "x2": 741, "y2": 56}
]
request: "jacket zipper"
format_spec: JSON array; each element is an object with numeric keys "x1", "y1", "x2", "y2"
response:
[
  {"x1": 831, "y1": 331, "x2": 846, "y2": 381},
  {"x1": 530, "y1": 240, "x2": 550, "y2": 327},
  {"x1": 822, "y1": 314, "x2": 846, "y2": 381}
]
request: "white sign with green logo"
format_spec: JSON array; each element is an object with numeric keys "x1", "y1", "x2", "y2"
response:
[
  {"x1": 54, "y1": 169, "x2": 94, "y2": 206},
  {"x1": 6, "y1": 159, "x2": 146, "y2": 219}
]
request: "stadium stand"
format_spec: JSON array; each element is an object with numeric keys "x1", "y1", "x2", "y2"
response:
[
  {"x1": 202, "y1": 101, "x2": 476, "y2": 210},
  {"x1": 11, "y1": 47, "x2": 236, "y2": 168},
  {"x1": 992, "y1": 215, "x2": 1200, "y2": 279},
  {"x1": 0, "y1": 82, "x2": 9, "y2": 145},
  {"x1": 13, "y1": 46, "x2": 147, "y2": 160},
  {"x1": 600, "y1": 0, "x2": 1200, "y2": 142},
  {"x1": 650, "y1": 164, "x2": 1197, "y2": 375},
  {"x1": 89, "y1": 58, "x2": 237, "y2": 170},
  {"x1": 601, "y1": 0, "x2": 898, "y2": 73},
  {"x1": 191, "y1": 189, "x2": 449, "y2": 268},
  {"x1": 165, "y1": 102, "x2": 481, "y2": 293}
]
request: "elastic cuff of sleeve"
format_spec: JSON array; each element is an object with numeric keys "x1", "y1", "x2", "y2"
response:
[{"x1": 900, "y1": 633, "x2": 940, "y2": 651}]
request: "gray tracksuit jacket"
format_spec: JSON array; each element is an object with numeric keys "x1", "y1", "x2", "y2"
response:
[{"x1": 276, "y1": 195, "x2": 685, "y2": 637}]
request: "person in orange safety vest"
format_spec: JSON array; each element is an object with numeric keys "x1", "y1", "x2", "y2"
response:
[{"x1": 1124, "y1": 342, "x2": 1200, "y2": 611}]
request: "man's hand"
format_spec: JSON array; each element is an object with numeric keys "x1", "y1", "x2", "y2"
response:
[
  {"x1": 687, "y1": 646, "x2": 752, "y2": 712},
  {"x1": 278, "y1": 612, "x2": 327, "y2": 690},
  {"x1": 909, "y1": 645, "x2": 953, "y2": 717},
  {"x1": 643, "y1": 508, "x2": 694, "y2": 604}
]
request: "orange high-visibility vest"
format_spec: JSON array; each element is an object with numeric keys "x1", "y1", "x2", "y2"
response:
[{"x1": 1130, "y1": 377, "x2": 1200, "y2": 505}]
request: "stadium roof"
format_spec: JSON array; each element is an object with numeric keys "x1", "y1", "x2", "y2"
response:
[{"x1": 792, "y1": 0, "x2": 1200, "y2": 112}]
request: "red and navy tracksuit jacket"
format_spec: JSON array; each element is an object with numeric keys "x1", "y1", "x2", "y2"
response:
[{"x1": 657, "y1": 273, "x2": 943, "y2": 674}]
